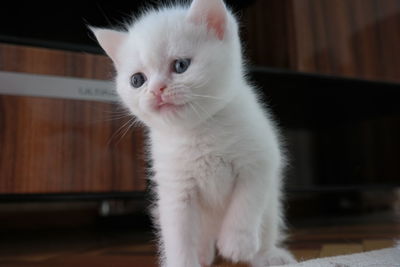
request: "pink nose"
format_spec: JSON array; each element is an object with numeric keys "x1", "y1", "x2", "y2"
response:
[{"x1": 152, "y1": 86, "x2": 166, "y2": 96}]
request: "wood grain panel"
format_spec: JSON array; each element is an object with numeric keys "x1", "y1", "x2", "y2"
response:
[
  {"x1": 241, "y1": 0, "x2": 294, "y2": 68},
  {"x1": 0, "y1": 43, "x2": 147, "y2": 193},
  {"x1": 242, "y1": 0, "x2": 400, "y2": 82}
]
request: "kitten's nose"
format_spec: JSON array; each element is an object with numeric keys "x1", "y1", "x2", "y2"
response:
[{"x1": 152, "y1": 86, "x2": 166, "y2": 96}]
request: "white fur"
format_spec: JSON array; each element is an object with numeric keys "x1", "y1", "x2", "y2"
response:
[{"x1": 92, "y1": 0, "x2": 296, "y2": 266}]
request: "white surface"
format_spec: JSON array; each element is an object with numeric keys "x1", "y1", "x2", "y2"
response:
[
  {"x1": 284, "y1": 246, "x2": 400, "y2": 267},
  {"x1": 0, "y1": 71, "x2": 118, "y2": 102}
]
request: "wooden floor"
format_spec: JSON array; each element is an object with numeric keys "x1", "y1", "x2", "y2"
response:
[{"x1": 0, "y1": 210, "x2": 399, "y2": 267}]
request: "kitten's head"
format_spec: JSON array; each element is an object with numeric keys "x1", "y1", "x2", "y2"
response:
[{"x1": 91, "y1": 0, "x2": 243, "y2": 131}]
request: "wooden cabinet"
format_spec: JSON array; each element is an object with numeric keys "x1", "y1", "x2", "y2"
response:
[
  {"x1": 242, "y1": 0, "x2": 400, "y2": 82},
  {"x1": 0, "y1": 44, "x2": 147, "y2": 194}
]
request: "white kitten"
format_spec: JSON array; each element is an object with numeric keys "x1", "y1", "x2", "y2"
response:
[{"x1": 91, "y1": 0, "x2": 296, "y2": 266}]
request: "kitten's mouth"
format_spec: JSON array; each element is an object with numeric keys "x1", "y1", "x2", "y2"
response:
[
  {"x1": 155, "y1": 101, "x2": 186, "y2": 112},
  {"x1": 151, "y1": 93, "x2": 187, "y2": 113}
]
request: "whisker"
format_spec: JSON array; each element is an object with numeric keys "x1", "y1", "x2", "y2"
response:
[
  {"x1": 90, "y1": 110, "x2": 132, "y2": 123},
  {"x1": 173, "y1": 77, "x2": 210, "y2": 92},
  {"x1": 188, "y1": 102, "x2": 202, "y2": 121},
  {"x1": 107, "y1": 117, "x2": 135, "y2": 146},
  {"x1": 192, "y1": 101, "x2": 217, "y2": 123},
  {"x1": 188, "y1": 94, "x2": 224, "y2": 101},
  {"x1": 101, "y1": 113, "x2": 133, "y2": 122},
  {"x1": 191, "y1": 77, "x2": 211, "y2": 89},
  {"x1": 117, "y1": 117, "x2": 137, "y2": 144}
]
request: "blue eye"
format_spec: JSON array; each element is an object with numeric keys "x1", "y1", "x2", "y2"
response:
[
  {"x1": 173, "y1": 58, "x2": 191, "y2": 74},
  {"x1": 130, "y1": 73, "x2": 146, "y2": 88}
]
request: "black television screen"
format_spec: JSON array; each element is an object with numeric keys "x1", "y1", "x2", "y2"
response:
[
  {"x1": 0, "y1": 1, "x2": 253, "y2": 54},
  {"x1": 250, "y1": 68, "x2": 400, "y2": 192}
]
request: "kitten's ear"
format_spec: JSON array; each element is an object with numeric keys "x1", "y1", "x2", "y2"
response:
[
  {"x1": 187, "y1": 0, "x2": 227, "y2": 40},
  {"x1": 90, "y1": 27, "x2": 127, "y2": 65}
]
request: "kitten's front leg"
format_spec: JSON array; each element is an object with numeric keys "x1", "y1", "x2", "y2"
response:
[
  {"x1": 217, "y1": 168, "x2": 271, "y2": 263},
  {"x1": 158, "y1": 183, "x2": 201, "y2": 267}
]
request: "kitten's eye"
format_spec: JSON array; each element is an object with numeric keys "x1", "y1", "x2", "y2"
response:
[
  {"x1": 130, "y1": 73, "x2": 146, "y2": 88},
  {"x1": 173, "y1": 58, "x2": 191, "y2": 74}
]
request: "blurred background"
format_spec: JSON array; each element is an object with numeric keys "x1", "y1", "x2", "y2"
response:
[{"x1": 0, "y1": 0, "x2": 399, "y2": 266}]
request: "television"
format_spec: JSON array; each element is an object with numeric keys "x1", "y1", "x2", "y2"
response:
[{"x1": 0, "y1": 1, "x2": 399, "y2": 214}]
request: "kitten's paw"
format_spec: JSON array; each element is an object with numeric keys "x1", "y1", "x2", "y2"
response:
[
  {"x1": 251, "y1": 247, "x2": 297, "y2": 267},
  {"x1": 199, "y1": 243, "x2": 215, "y2": 267},
  {"x1": 217, "y1": 229, "x2": 260, "y2": 262}
]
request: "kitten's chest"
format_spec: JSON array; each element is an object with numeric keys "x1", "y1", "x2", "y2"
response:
[
  {"x1": 192, "y1": 154, "x2": 235, "y2": 208},
  {"x1": 152, "y1": 135, "x2": 236, "y2": 207}
]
